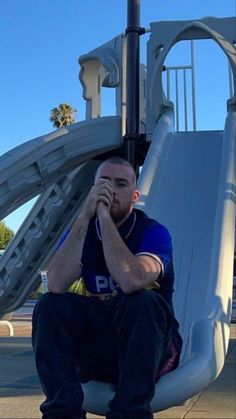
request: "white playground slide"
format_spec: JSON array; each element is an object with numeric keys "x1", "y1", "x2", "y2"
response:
[
  {"x1": 0, "y1": 116, "x2": 121, "y2": 220},
  {"x1": 81, "y1": 107, "x2": 236, "y2": 413}
]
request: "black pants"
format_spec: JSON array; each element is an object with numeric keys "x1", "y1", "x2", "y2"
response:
[{"x1": 32, "y1": 289, "x2": 174, "y2": 419}]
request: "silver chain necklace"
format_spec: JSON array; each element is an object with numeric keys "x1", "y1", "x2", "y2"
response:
[{"x1": 95, "y1": 212, "x2": 137, "y2": 241}]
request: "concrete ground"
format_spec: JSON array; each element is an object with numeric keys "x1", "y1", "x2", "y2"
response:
[{"x1": 0, "y1": 318, "x2": 235, "y2": 419}]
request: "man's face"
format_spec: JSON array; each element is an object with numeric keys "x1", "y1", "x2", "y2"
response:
[{"x1": 95, "y1": 162, "x2": 140, "y2": 223}]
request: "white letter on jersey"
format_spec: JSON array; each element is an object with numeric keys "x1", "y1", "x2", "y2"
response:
[
  {"x1": 95, "y1": 276, "x2": 108, "y2": 293},
  {"x1": 95, "y1": 276, "x2": 116, "y2": 293}
]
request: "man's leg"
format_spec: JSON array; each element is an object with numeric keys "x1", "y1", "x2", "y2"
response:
[
  {"x1": 107, "y1": 289, "x2": 173, "y2": 419},
  {"x1": 32, "y1": 292, "x2": 98, "y2": 419}
]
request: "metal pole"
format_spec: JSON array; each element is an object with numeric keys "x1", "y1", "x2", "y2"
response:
[
  {"x1": 166, "y1": 69, "x2": 170, "y2": 101},
  {"x1": 191, "y1": 40, "x2": 197, "y2": 131},
  {"x1": 175, "y1": 69, "x2": 179, "y2": 131},
  {"x1": 183, "y1": 69, "x2": 188, "y2": 131},
  {"x1": 124, "y1": 0, "x2": 144, "y2": 170},
  {"x1": 228, "y1": 61, "x2": 233, "y2": 97}
]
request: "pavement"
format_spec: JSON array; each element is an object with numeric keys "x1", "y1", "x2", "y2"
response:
[{"x1": 0, "y1": 303, "x2": 235, "y2": 419}]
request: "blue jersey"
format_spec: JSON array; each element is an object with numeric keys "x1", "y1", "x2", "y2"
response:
[{"x1": 81, "y1": 209, "x2": 174, "y2": 307}]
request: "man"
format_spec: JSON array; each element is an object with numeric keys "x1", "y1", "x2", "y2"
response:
[{"x1": 32, "y1": 156, "x2": 182, "y2": 419}]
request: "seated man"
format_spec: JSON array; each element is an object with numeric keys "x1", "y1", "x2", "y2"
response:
[{"x1": 32, "y1": 156, "x2": 182, "y2": 419}]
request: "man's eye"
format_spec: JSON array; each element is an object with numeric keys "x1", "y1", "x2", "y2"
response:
[{"x1": 117, "y1": 183, "x2": 127, "y2": 187}]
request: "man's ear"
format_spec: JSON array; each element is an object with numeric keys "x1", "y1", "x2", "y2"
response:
[{"x1": 132, "y1": 190, "x2": 141, "y2": 203}]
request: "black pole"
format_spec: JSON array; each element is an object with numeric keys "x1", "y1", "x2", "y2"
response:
[{"x1": 124, "y1": 0, "x2": 144, "y2": 171}]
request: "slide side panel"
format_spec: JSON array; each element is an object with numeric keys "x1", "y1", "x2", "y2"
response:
[
  {"x1": 0, "y1": 161, "x2": 100, "y2": 313},
  {"x1": 0, "y1": 116, "x2": 121, "y2": 219}
]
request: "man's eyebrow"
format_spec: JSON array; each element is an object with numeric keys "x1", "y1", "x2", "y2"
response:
[
  {"x1": 116, "y1": 178, "x2": 129, "y2": 183},
  {"x1": 100, "y1": 176, "x2": 129, "y2": 183}
]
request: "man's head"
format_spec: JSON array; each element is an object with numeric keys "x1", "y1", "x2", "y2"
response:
[{"x1": 95, "y1": 157, "x2": 140, "y2": 224}]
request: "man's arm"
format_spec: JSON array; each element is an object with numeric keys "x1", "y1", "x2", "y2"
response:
[
  {"x1": 97, "y1": 203, "x2": 162, "y2": 294},
  {"x1": 47, "y1": 178, "x2": 114, "y2": 293},
  {"x1": 47, "y1": 215, "x2": 90, "y2": 293}
]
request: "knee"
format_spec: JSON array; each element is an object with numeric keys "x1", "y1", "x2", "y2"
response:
[
  {"x1": 35, "y1": 291, "x2": 64, "y2": 310},
  {"x1": 122, "y1": 288, "x2": 157, "y2": 307},
  {"x1": 114, "y1": 289, "x2": 163, "y2": 333},
  {"x1": 117, "y1": 289, "x2": 159, "y2": 319},
  {"x1": 33, "y1": 292, "x2": 70, "y2": 323}
]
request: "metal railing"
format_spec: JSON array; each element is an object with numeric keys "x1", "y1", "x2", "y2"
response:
[
  {"x1": 163, "y1": 40, "x2": 234, "y2": 132},
  {"x1": 164, "y1": 40, "x2": 196, "y2": 132}
]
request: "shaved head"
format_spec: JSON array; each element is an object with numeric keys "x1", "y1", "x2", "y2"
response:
[{"x1": 95, "y1": 157, "x2": 137, "y2": 187}]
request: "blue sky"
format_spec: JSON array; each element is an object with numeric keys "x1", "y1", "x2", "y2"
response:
[{"x1": 1, "y1": 0, "x2": 235, "y2": 233}]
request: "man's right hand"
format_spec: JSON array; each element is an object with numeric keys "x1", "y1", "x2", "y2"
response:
[{"x1": 80, "y1": 178, "x2": 114, "y2": 220}]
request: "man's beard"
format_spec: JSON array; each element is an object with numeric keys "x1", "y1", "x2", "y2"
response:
[{"x1": 110, "y1": 204, "x2": 131, "y2": 224}]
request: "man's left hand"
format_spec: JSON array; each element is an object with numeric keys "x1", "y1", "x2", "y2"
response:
[{"x1": 96, "y1": 201, "x2": 111, "y2": 219}]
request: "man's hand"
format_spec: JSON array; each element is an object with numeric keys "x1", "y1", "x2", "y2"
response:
[
  {"x1": 80, "y1": 178, "x2": 114, "y2": 220},
  {"x1": 96, "y1": 200, "x2": 111, "y2": 220}
]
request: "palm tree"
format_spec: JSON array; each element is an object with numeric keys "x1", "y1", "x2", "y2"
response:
[{"x1": 50, "y1": 103, "x2": 77, "y2": 128}]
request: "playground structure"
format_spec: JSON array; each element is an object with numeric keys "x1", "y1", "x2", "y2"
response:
[{"x1": 0, "y1": 5, "x2": 236, "y2": 415}]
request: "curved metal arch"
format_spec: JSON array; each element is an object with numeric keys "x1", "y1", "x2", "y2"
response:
[
  {"x1": 79, "y1": 48, "x2": 120, "y2": 93},
  {"x1": 78, "y1": 35, "x2": 123, "y2": 119},
  {"x1": 148, "y1": 20, "x2": 236, "y2": 128}
]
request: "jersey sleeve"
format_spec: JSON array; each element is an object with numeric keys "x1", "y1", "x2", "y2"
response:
[{"x1": 135, "y1": 223, "x2": 172, "y2": 275}]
